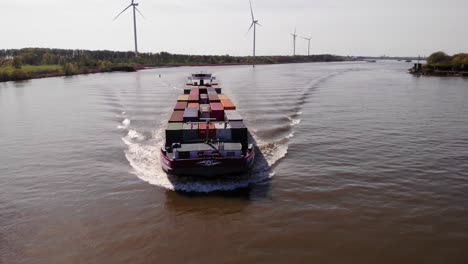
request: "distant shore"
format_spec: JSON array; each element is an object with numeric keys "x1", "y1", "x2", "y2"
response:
[
  {"x1": 409, "y1": 51, "x2": 468, "y2": 77},
  {"x1": 0, "y1": 61, "x2": 351, "y2": 83},
  {"x1": 0, "y1": 48, "x2": 352, "y2": 83}
]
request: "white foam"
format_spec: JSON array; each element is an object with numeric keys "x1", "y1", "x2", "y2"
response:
[
  {"x1": 126, "y1": 129, "x2": 145, "y2": 141},
  {"x1": 291, "y1": 118, "x2": 301, "y2": 126},
  {"x1": 122, "y1": 127, "x2": 275, "y2": 193},
  {"x1": 284, "y1": 114, "x2": 302, "y2": 126},
  {"x1": 117, "y1": 118, "x2": 131, "y2": 129}
]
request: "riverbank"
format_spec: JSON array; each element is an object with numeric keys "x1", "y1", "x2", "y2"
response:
[
  {"x1": 0, "y1": 59, "x2": 352, "y2": 83},
  {"x1": 0, "y1": 48, "x2": 350, "y2": 83},
  {"x1": 0, "y1": 64, "x2": 138, "y2": 82}
]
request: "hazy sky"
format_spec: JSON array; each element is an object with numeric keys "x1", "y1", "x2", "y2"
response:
[{"x1": 1, "y1": 0, "x2": 467, "y2": 57}]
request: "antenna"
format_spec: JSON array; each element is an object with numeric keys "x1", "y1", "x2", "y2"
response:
[
  {"x1": 247, "y1": 0, "x2": 260, "y2": 67},
  {"x1": 113, "y1": 0, "x2": 144, "y2": 57}
]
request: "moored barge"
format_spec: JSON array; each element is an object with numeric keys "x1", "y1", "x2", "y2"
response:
[{"x1": 160, "y1": 73, "x2": 255, "y2": 176}]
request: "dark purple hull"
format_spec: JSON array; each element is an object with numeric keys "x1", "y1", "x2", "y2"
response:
[{"x1": 160, "y1": 148, "x2": 255, "y2": 177}]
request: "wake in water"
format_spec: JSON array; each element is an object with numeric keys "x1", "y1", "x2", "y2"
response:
[
  {"x1": 120, "y1": 120, "x2": 280, "y2": 192},
  {"x1": 117, "y1": 118, "x2": 131, "y2": 130}
]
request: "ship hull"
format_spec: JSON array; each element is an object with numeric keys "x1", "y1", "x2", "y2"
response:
[{"x1": 160, "y1": 148, "x2": 255, "y2": 177}]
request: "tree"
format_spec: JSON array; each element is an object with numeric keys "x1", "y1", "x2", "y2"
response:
[
  {"x1": 427, "y1": 51, "x2": 450, "y2": 65},
  {"x1": 12, "y1": 56, "x2": 22, "y2": 69},
  {"x1": 63, "y1": 63, "x2": 77, "y2": 76}
]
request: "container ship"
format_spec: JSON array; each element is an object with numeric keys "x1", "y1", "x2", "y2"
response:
[{"x1": 160, "y1": 73, "x2": 255, "y2": 176}]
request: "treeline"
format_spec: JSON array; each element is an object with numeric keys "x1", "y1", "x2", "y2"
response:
[
  {"x1": 0, "y1": 48, "x2": 349, "y2": 82},
  {"x1": 425, "y1": 51, "x2": 468, "y2": 72}
]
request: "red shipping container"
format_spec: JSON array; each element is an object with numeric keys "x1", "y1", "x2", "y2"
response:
[
  {"x1": 169, "y1": 110, "x2": 184, "y2": 123},
  {"x1": 188, "y1": 94, "x2": 199, "y2": 102},
  {"x1": 210, "y1": 102, "x2": 225, "y2": 121},
  {"x1": 199, "y1": 123, "x2": 216, "y2": 139},
  {"x1": 174, "y1": 101, "x2": 187, "y2": 111}
]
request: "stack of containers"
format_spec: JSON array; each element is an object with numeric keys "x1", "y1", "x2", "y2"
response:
[
  {"x1": 183, "y1": 107, "x2": 199, "y2": 122},
  {"x1": 165, "y1": 122, "x2": 183, "y2": 146},
  {"x1": 220, "y1": 99, "x2": 236, "y2": 110},
  {"x1": 210, "y1": 102, "x2": 224, "y2": 121},
  {"x1": 230, "y1": 121, "x2": 248, "y2": 145},
  {"x1": 208, "y1": 94, "x2": 220, "y2": 102},
  {"x1": 174, "y1": 101, "x2": 187, "y2": 111},
  {"x1": 187, "y1": 102, "x2": 200, "y2": 109},
  {"x1": 207, "y1": 87, "x2": 216, "y2": 94},
  {"x1": 215, "y1": 122, "x2": 232, "y2": 141},
  {"x1": 169, "y1": 111, "x2": 184, "y2": 123},
  {"x1": 188, "y1": 88, "x2": 199, "y2": 103},
  {"x1": 200, "y1": 94, "x2": 208, "y2": 104},
  {"x1": 199, "y1": 104, "x2": 211, "y2": 119},
  {"x1": 218, "y1": 94, "x2": 228, "y2": 100},
  {"x1": 199, "y1": 123, "x2": 216, "y2": 139},
  {"x1": 177, "y1": 95, "x2": 189, "y2": 102},
  {"x1": 183, "y1": 123, "x2": 199, "y2": 141},
  {"x1": 225, "y1": 110, "x2": 243, "y2": 121}
]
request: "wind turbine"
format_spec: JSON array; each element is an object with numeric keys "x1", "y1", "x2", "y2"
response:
[
  {"x1": 301, "y1": 36, "x2": 312, "y2": 56},
  {"x1": 114, "y1": 0, "x2": 144, "y2": 57},
  {"x1": 291, "y1": 28, "x2": 298, "y2": 56},
  {"x1": 247, "y1": 0, "x2": 260, "y2": 67}
]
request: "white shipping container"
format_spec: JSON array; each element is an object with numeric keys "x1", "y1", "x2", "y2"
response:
[{"x1": 225, "y1": 110, "x2": 243, "y2": 121}]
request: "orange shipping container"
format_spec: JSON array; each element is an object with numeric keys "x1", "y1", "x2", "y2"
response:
[
  {"x1": 220, "y1": 99, "x2": 236, "y2": 110},
  {"x1": 177, "y1": 95, "x2": 190, "y2": 102},
  {"x1": 218, "y1": 94, "x2": 229, "y2": 100},
  {"x1": 187, "y1": 103, "x2": 199, "y2": 109}
]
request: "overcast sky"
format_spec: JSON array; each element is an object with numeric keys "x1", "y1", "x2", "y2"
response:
[{"x1": 1, "y1": 0, "x2": 467, "y2": 57}]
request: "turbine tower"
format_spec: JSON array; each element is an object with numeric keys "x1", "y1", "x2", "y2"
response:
[
  {"x1": 301, "y1": 36, "x2": 312, "y2": 56},
  {"x1": 247, "y1": 0, "x2": 260, "y2": 67},
  {"x1": 114, "y1": 0, "x2": 144, "y2": 57},
  {"x1": 291, "y1": 28, "x2": 298, "y2": 56}
]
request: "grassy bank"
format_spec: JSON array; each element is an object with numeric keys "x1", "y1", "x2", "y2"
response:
[
  {"x1": 0, "y1": 48, "x2": 350, "y2": 82},
  {"x1": 0, "y1": 65, "x2": 62, "y2": 81},
  {"x1": 0, "y1": 64, "x2": 136, "y2": 82}
]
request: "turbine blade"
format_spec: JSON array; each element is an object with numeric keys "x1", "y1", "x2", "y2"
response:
[
  {"x1": 135, "y1": 7, "x2": 145, "y2": 19},
  {"x1": 246, "y1": 22, "x2": 254, "y2": 36},
  {"x1": 256, "y1": 21, "x2": 261, "y2": 26},
  {"x1": 249, "y1": 0, "x2": 255, "y2": 21},
  {"x1": 113, "y1": 4, "x2": 132, "y2": 21}
]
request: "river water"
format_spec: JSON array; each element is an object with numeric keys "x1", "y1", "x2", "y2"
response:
[{"x1": 1, "y1": 61, "x2": 467, "y2": 263}]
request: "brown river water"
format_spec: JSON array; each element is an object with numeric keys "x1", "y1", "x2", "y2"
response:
[{"x1": 1, "y1": 61, "x2": 468, "y2": 263}]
